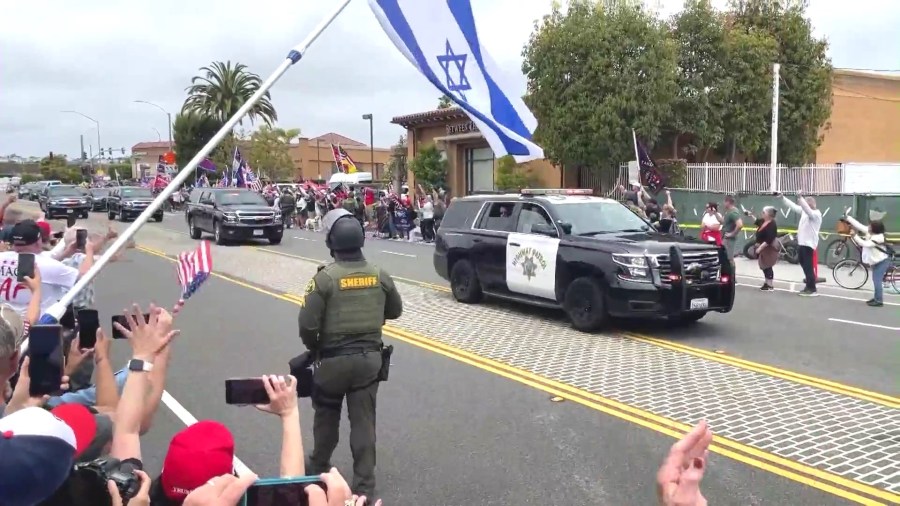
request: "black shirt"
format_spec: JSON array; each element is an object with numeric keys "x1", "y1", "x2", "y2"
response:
[{"x1": 755, "y1": 220, "x2": 777, "y2": 245}]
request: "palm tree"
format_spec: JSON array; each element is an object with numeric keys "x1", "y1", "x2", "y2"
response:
[
  {"x1": 437, "y1": 95, "x2": 454, "y2": 109},
  {"x1": 183, "y1": 61, "x2": 278, "y2": 126}
]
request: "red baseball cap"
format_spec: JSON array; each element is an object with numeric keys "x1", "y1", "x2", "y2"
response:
[
  {"x1": 160, "y1": 421, "x2": 234, "y2": 500},
  {"x1": 49, "y1": 403, "x2": 98, "y2": 457},
  {"x1": 35, "y1": 220, "x2": 52, "y2": 240}
]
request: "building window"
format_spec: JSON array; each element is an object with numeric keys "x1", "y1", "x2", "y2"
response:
[{"x1": 465, "y1": 147, "x2": 494, "y2": 193}]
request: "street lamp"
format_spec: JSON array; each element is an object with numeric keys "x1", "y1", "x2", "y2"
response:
[
  {"x1": 151, "y1": 127, "x2": 161, "y2": 141},
  {"x1": 134, "y1": 100, "x2": 173, "y2": 151},
  {"x1": 361, "y1": 113, "x2": 374, "y2": 177},
  {"x1": 62, "y1": 110, "x2": 101, "y2": 165}
]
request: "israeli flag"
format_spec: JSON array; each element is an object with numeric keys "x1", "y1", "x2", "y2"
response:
[{"x1": 369, "y1": 0, "x2": 544, "y2": 163}]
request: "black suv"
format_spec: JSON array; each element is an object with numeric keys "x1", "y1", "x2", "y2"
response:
[
  {"x1": 185, "y1": 188, "x2": 283, "y2": 245},
  {"x1": 434, "y1": 189, "x2": 735, "y2": 332},
  {"x1": 106, "y1": 186, "x2": 163, "y2": 222},
  {"x1": 88, "y1": 187, "x2": 111, "y2": 211},
  {"x1": 39, "y1": 185, "x2": 91, "y2": 219}
]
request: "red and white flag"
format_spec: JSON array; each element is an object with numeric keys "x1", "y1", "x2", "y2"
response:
[{"x1": 176, "y1": 241, "x2": 213, "y2": 301}]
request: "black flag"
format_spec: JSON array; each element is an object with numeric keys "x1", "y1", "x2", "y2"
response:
[{"x1": 634, "y1": 135, "x2": 665, "y2": 194}]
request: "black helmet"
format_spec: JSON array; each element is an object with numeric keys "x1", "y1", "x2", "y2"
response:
[{"x1": 322, "y1": 209, "x2": 364, "y2": 251}]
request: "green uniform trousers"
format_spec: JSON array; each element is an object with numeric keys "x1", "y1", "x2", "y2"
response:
[{"x1": 309, "y1": 351, "x2": 382, "y2": 497}]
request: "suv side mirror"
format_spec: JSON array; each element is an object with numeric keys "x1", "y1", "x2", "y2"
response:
[
  {"x1": 200, "y1": 198, "x2": 213, "y2": 206},
  {"x1": 557, "y1": 221, "x2": 573, "y2": 235},
  {"x1": 531, "y1": 223, "x2": 558, "y2": 238}
]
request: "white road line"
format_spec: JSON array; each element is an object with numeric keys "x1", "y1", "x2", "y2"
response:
[
  {"x1": 161, "y1": 391, "x2": 254, "y2": 476},
  {"x1": 381, "y1": 250, "x2": 417, "y2": 258},
  {"x1": 735, "y1": 282, "x2": 900, "y2": 306},
  {"x1": 827, "y1": 318, "x2": 900, "y2": 331},
  {"x1": 292, "y1": 236, "x2": 315, "y2": 241}
]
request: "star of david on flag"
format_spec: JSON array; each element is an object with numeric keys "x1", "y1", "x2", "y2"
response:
[{"x1": 368, "y1": 0, "x2": 544, "y2": 162}]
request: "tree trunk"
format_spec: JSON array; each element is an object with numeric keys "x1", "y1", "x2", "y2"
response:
[
  {"x1": 672, "y1": 135, "x2": 679, "y2": 159},
  {"x1": 728, "y1": 139, "x2": 737, "y2": 163}
]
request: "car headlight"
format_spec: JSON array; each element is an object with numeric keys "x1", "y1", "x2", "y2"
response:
[
  {"x1": 612, "y1": 254, "x2": 651, "y2": 282},
  {"x1": 124, "y1": 201, "x2": 133, "y2": 207},
  {"x1": 80, "y1": 199, "x2": 88, "y2": 204}
]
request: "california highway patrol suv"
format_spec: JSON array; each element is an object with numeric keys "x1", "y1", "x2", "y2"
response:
[{"x1": 433, "y1": 189, "x2": 735, "y2": 332}]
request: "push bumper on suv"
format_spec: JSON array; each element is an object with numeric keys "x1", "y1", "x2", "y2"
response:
[
  {"x1": 120, "y1": 202, "x2": 162, "y2": 219},
  {"x1": 46, "y1": 202, "x2": 91, "y2": 218},
  {"x1": 606, "y1": 246, "x2": 735, "y2": 318},
  {"x1": 219, "y1": 210, "x2": 283, "y2": 240}
]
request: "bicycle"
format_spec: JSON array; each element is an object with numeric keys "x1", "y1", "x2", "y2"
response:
[
  {"x1": 832, "y1": 251, "x2": 900, "y2": 293},
  {"x1": 823, "y1": 218, "x2": 857, "y2": 267}
]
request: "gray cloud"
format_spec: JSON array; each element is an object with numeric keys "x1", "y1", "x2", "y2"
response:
[{"x1": 0, "y1": 0, "x2": 895, "y2": 158}]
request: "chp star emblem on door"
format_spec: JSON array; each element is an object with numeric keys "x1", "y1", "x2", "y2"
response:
[{"x1": 522, "y1": 254, "x2": 538, "y2": 280}]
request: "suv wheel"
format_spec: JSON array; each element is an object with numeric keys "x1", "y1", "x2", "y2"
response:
[
  {"x1": 107, "y1": 209, "x2": 115, "y2": 220},
  {"x1": 563, "y1": 277, "x2": 608, "y2": 332},
  {"x1": 188, "y1": 218, "x2": 202, "y2": 239},
  {"x1": 154, "y1": 214, "x2": 164, "y2": 223},
  {"x1": 268, "y1": 233, "x2": 283, "y2": 245},
  {"x1": 214, "y1": 221, "x2": 227, "y2": 245},
  {"x1": 449, "y1": 259, "x2": 483, "y2": 303}
]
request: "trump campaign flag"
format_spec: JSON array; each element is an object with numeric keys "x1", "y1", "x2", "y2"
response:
[
  {"x1": 632, "y1": 130, "x2": 665, "y2": 194},
  {"x1": 369, "y1": 0, "x2": 543, "y2": 162}
]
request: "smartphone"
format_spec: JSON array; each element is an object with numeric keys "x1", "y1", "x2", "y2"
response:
[
  {"x1": 16, "y1": 253, "x2": 34, "y2": 282},
  {"x1": 225, "y1": 378, "x2": 270, "y2": 405},
  {"x1": 241, "y1": 477, "x2": 327, "y2": 506},
  {"x1": 77, "y1": 309, "x2": 100, "y2": 349},
  {"x1": 59, "y1": 304, "x2": 76, "y2": 329},
  {"x1": 66, "y1": 215, "x2": 77, "y2": 228},
  {"x1": 28, "y1": 325, "x2": 64, "y2": 397},
  {"x1": 110, "y1": 314, "x2": 150, "y2": 339},
  {"x1": 75, "y1": 229, "x2": 88, "y2": 250},
  {"x1": 52, "y1": 231, "x2": 64, "y2": 240}
]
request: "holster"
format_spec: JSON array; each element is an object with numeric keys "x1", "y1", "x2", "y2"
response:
[
  {"x1": 377, "y1": 345, "x2": 393, "y2": 382},
  {"x1": 289, "y1": 351, "x2": 315, "y2": 398}
]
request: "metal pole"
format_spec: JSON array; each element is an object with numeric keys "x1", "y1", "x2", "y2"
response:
[
  {"x1": 167, "y1": 112, "x2": 173, "y2": 152},
  {"x1": 44, "y1": 0, "x2": 353, "y2": 315},
  {"x1": 316, "y1": 139, "x2": 321, "y2": 179},
  {"x1": 369, "y1": 117, "x2": 374, "y2": 177},
  {"x1": 770, "y1": 63, "x2": 780, "y2": 193},
  {"x1": 80, "y1": 135, "x2": 85, "y2": 162}
]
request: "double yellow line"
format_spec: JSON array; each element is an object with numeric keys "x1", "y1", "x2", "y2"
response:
[{"x1": 138, "y1": 245, "x2": 899, "y2": 505}]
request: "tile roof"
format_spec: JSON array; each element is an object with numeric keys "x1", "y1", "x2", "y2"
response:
[
  {"x1": 309, "y1": 133, "x2": 366, "y2": 147},
  {"x1": 391, "y1": 106, "x2": 467, "y2": 127},
  {"x1": 131, "y1": 141, "x2": 172, "y2": 150}
]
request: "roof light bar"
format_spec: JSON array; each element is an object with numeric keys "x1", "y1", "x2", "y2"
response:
[{"x1": 520, "y1": 188, "x2": 593, "y2": 196}]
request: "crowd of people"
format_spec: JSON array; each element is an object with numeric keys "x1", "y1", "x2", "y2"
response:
[{"x1": 0, "y1": 186, "x2": 719, "y2": 505}]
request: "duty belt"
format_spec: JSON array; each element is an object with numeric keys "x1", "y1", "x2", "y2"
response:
[{"x1": 318, "y1": 343, "x2": 381, "y2": 359}]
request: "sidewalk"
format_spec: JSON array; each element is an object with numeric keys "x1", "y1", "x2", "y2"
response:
[{"x1": 733, "y1": 257, "x2": 898, "y2": 299}]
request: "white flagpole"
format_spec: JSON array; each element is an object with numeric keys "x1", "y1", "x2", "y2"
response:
[{"x1": 42, "y1": 0, "x2": 354, "y2": 320}]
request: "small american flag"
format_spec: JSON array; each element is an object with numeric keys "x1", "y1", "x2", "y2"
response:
[{"x1": 176, "y1": 241, "x2": 213, "y2": 300}]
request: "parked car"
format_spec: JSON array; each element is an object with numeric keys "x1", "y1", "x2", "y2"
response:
[
  {"x1": 106, "y1": 186, "x2": 163, "y2": 222},
  {"x1": 38, "y1": 185, "x2": 91, "y2": 219},
  {"x1": 185, "y1": 187, "x2": 283, "y2": 245}
]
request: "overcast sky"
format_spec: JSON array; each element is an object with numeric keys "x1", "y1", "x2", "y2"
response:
[{"x1": 1, "y1": 0, "x2": 897, "y2": 159}]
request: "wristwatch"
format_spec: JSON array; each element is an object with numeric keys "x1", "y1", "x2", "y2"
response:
[{"x1": 127, "y1": 359, "x2": 154, "y2": 372}]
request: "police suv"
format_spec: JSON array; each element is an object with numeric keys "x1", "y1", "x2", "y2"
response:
[{"x1": 433, "y1": 189, "x2": 735, "y2": 332}]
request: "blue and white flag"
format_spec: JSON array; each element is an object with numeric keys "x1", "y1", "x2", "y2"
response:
[{"x1": 369, "y1": 0, "x2": 543, "y2": 162}]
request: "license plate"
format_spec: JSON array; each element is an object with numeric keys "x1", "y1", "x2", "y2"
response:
[
  {"x1": 66, "y1": 209, "x2": 74, "y2": 214},
  {"x1": 253, "y1": 229, "x2": 264, "y2": 236},
  {"x1": 690, "y1": 298, "x2": 709, "y2": 310}
]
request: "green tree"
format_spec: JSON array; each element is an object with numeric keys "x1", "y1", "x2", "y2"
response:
[
  {"x1": 494, "y1": 155, "x2": 539, "y2": 191},
  {"x1": 719, "y1": 27, "x2": 779, "y2": 162},
  {"x1": 522, "y1": 0, "x2": 677, "y2": 183},
  {"x1": 670, "y1": 0, "x2": 726, "y2": 160},
  {"x1": 386, "y1": 135, "x2": 408, "y2": 186},
  {"x1": 437, "y1": 95, "x2": 454, "y2": 109},
  {"x1": 38, "y1": 155, "x2": 82, "y2": 183},
  {"x1": 173, "y1": 111, "x2": 224, "y2": 177},
  {"x1": 247, "y1": 126, "x2": 301, "y2": 181},
  {"x1": 726, "y1": 0, "x2": 833, "y2": 164},
  {"x1": 408, "y1": 144, "x2": 447, "y2": 191},
  {"x1": 182, "y1": 61, "x2": 278, "y2": 127}
]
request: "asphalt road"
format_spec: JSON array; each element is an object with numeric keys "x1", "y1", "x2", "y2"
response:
[{"x1": 93, "y1": 251, "x2": 845, "y2": 505}]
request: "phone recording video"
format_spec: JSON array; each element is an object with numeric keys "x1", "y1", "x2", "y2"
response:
[
  {"x1": 110, "y1": 314, "x2": 150, "y2": 339},
  {"x1": 77, "y1": 309, "x2": 100, "y2": 349},
  {"x1": 59, "y1": 304, "x2": 76, "y2": 329},
  {"x1": 242, "y1": 477, "x2": 327, "y2": 506},
  {"x1": 225, "y1": 378, "x2": 270, "y2": 405},
  {"x1": 27, "y1": 325, "x2": 64, "y2": 397},
  {"x1": 75, "y1": 229, "x2": 88, "y2": 250},
  {"x1": 16, "y1": 253, "x2": 34, "y2": 282}
]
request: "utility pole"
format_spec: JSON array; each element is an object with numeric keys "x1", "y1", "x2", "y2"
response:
[
  {"x1": 769, "y1": 63, "x2": 780, "y2": 193},
  {"x1": 362, "y1": 113, "x2": 374, "y2": 177},
  {"x1": 80, "y1": 135, "x2": 85, "y2": 162},
  {"x1": 316, "y1": 138, "x2": 321, "y2": 179}
]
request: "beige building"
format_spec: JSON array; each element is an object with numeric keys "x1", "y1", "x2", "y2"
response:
[
  {"x1": 130, "y1": 141, "x2": 173, "y2": 179},
  {"x1": 392, "y1": 68, "x2": 900, "y2": 195},
  {"x1": 289, "y1": 133, "x2": 393, "y2": 181}
]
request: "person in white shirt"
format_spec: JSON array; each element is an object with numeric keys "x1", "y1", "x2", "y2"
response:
[
  {"x1": 779, "y1": 190, "x2": 822, "y2": 296},
  {"x1": 420, "y1": 195, "x2": 435, "y2": 242},
  {"x1": 846, "y1": 216, "x2": 891, "y2": 307},
  {"x1": 0, "y1": 220, "x2": 95, "y2": 317}
]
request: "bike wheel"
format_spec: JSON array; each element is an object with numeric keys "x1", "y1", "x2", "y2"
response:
[
  {"x1": 833, "y1": 259, "x2": 869, "y2": 290},
  {"x1": 824, "y1": 238, "x2": 850, "y2": 268},
  {"x1": 886, "y1": 265, "x2": 900, "y2": 295}
]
